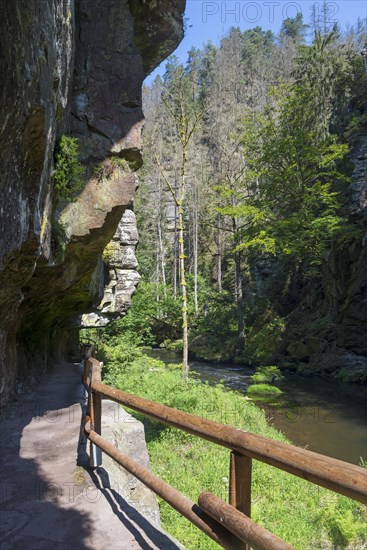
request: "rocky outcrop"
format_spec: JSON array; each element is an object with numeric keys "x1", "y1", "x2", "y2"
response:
[
  {"x1": 0, "y1": 0, "x2": 185, "y2": 406},
  {"x1": 82, "y1": 209, "x2": 140, "y2": 327},
  {"x1": 305, "y1": 351, "x2": 367, "y2": 383}
]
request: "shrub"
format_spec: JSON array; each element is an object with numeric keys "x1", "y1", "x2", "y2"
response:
[
  {"x1": 245, "y1": 308, "x2": 285, "y2": 365},
  {"x1": 251, "y1": 365, "x2": 284, "y2": 384},
  {"x1": 54, "y1": 136, "x2": 85, "y2": 200},
  {"x1": 103, "y1": 282, "x2": 181, "y2": 347}
]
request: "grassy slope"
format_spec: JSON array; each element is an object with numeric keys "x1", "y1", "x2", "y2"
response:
[{"x1": 100, "y1": 346, "x2": 367, "y2": 549}]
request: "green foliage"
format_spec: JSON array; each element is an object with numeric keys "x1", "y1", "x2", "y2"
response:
[
  {"x1": 238, "y1": 83, "x2": 349, "y2": 273},
  {"x1": 163, "y1": 54, "x2": 203, "y2": 124},
  {"x1": 98, "y1": 337, "x2": 159, "y2": 386},
  {"x1": 189, "y1": 288, "x2": 238, "y2": 362},
  {"x1": 241, "y1": 26, "x2": 275, "y2": 69},
  {"x1": 244, "y1": 309, "x2": 285, "y2": 365},
  {"x1": 280, "y1": 13, "x2": 308, "y2": 42},
  {"x1": 54, "y1": 136, "x2": 84, "y2": 200},
  {"x1": 251, "y1": 365, "x2": 284, "y2": 384},
  {"x1": 161, "y1": 339, "x2": 183, "y2": 352},
  {"x1": 104, "y1": 282, "x2": 181, "y2": 347},
  {"x1": 344, "y1": 52, "x2": 367, "y2": 139},
  {"x1": 247, "y1": 383, "x2": 283, "y2": 395},
  {"x1": 138, "y1": 19, "x2": 366, "y2": 376},
  {"x1": 100, "y1": 340, "x2": 366, "y2": 549},
  {"x1": 295, "y1": 30, "x2": 350, "y2": 138}
]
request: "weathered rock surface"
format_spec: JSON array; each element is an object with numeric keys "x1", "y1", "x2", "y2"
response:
[
  {"x1": 99, "y1": 399, "x2": 185, "y2": 548},
  {"x1": 0, "y1": 0, "x2": 185, "y2": 406},
  {"x1": 306, "y1": 351, "x2": 367, "y2": 383},
  {"x1": 100, "y1": 400, "x2": 160, "y2": 526},
  {"x1": 318, "y1": 134, "x2": 367, "y2": 377},
  {"x1": 82, "y1": 209, "x2": 140, "y2": 327}
]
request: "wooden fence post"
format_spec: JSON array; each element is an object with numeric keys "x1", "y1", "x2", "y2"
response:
[
  {"x1": 229, "y1": 451, "x2": 252, "y2": 550},
  {"x1": 89, "y1": 359, "x2": 102, "y2": 468}
]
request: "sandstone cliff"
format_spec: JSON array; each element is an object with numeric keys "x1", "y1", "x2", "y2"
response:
[{"x1": 0, "y1": 0, "x2": 185, "y2": 406}]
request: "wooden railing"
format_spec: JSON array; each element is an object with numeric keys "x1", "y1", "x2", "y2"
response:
[
  {"x1": 82, "y1": 355, "x2": 367, "y2": 550},
  {"x1": 80, "y1": 337, "x2": 98, "y2": 358}
]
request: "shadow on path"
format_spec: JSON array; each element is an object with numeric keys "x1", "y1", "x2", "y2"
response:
[
  {"x1": 1, "y1": 361, "x2": 184, "y2": 549},
  {"x1": 88, "y1": 468, "x2": 181, "y2": 550},
  {"x1": 0, "y1": 363, "x2": 93, "y2": 549}
]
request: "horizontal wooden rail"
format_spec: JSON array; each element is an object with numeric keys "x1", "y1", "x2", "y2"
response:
[
  {"x1": 198, "y1": 491, "x2": 294, "y2": 550},
  {"x1": 88, "y1": 429, "x2": 243, "y2": 549},
  {"x1": 90, "y1": 376, "x2": 367, "y2": 504},
  {"x1": 82, "y1": 355, "x2": 367, "y2": 550}
]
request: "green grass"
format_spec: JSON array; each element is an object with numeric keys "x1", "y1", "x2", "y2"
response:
[
  {"x1": 247, "y1": 383, "x2": 283, "y2": 395},
  {"x1": 100, "y1": 343, "x2": 367, "y2": 550}
]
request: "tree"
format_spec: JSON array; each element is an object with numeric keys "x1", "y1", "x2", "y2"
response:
[
  {"x1": 237, "y1": 82, "x2": 349, "y2": 275},
  {"x1": 280, "y1": 13, "x2": 308, "y2": 43},
  {"x1": 202, "y1": 27, "x2": 278, "y2": 353},
  {"x1": 135, "y1": 19, "x2": 362, "y2": 369},
  {"x1": 150, "y1": 57, "x2": 203, "y2": 380},
  {"x1": 213, "y1": 143, "x2": 249, "y2": 353},
  {"x1": 295, "y1": 30, "x2": 349, "y2": 139}
]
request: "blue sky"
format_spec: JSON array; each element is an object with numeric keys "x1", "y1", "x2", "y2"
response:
[{"x1": 145, "y1": 0, "x2": 367, "y2": 83}]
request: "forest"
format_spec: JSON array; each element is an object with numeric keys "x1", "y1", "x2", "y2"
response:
[
  {"x1": 104, "y1": 13, "x2": 367, "y2": 384},
  {"x1": 93, "y1": 13, "x2": 367, "y2": 549}
]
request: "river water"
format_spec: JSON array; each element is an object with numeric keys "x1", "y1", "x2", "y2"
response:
[{"x1": 149, "y1": 350, "x2": 367, "y2": 466}]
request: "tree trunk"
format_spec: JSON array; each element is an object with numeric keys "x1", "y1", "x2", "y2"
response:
[
  {"x1": 178, "y1": 204, "x2": 189, "y2": 380},
  {"x1": 216, "y1": 213, "x2": 222, "y2": 291},
  {"x1": 233, "y1": 217, "x2": 245, "y2": 353},
  {"x1": 173, "y1": 209, "x2": 178, "y2": 298},
  {"x1": 157, "y1": 216, "x2": 166, "y2": 295},
  {"x1": 193, "y1": 194, "x2": 199, "y2": 315}
]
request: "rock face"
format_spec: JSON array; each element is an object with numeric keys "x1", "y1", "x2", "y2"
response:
[
  {"x1": 0, "y1": 0, "x2": 185, "y2": 406},
  {"x1": 82, "y1": 209, "x2": 141, "y2": 327}
]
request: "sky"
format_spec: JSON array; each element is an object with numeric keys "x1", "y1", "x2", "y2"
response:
[{"x1": 144, "y1": 0, "x2": 367, "y2": 84}]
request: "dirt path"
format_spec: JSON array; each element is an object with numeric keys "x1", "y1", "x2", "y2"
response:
[{"x1": 0, "y1": 362, "x2": 183, "y2": 550}]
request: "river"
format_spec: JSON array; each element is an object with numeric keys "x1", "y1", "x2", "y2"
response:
[{"x1": 148, "y1": 349, "x2": 367, "y2": 466}]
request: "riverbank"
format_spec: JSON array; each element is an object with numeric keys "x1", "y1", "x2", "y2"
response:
[
  {"x1": 147, "y1": 348, "x2": 367, "y2": 465},
  {"x1": 189, "y1": 345, "x2": 367, "y2": 385},
  {"x1": 99, "y1": 340, "x2": 367, "y2": 550}
]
